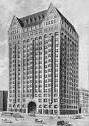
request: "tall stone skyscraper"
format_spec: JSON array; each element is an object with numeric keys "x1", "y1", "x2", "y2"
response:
[{"x1": 8, "y1": 3, "x2": 79, "y2": 115}]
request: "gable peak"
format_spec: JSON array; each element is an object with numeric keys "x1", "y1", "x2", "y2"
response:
[
  {"x1": 48, "y1": 2, "x2": 54, "y2": 10},
  {"x1": 12, "y1": 15, "x2": 18, "y2": 21}
]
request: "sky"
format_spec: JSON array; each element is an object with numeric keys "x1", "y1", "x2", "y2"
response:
[{"x1": 0, "y1": 0, "x2": 89, "y2": 90}]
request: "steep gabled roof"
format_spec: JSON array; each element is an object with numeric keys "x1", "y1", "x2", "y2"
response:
[
  {"x1": 19, "y1": 10, "x2": 47, "y2": 27},
  {"x1": 15, "y1": 3, "x2": 78, "y2": 37},
  {"x1": 56, "y1": 8, "x2": 77, "y2": 34}
]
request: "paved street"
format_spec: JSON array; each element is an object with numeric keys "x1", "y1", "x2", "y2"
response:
[
  {"x1": 0, "y1": 115, "x2": 89, "y2": 126},
  {"x1": 70, "y1": 116, "x2": 89, "y2": 126}
]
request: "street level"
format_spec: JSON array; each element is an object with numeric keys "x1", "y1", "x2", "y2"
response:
[{"x1": 0, "y1": 115, "x2": 89, "y2": 126}]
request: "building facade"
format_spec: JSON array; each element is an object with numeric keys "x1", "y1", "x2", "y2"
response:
[
  {"x1": 8, "y1": 3, "x2": 79, "y2": 115},
  {"x1": 79, "y1": 88, "x2": 89, "y2": 114},
  {"x1": 0, "y1": 91, "x2": 8, "y2": 111}
]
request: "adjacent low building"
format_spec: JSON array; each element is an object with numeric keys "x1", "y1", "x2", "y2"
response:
[
  {"x1": 79, "y1": 88, "x2": 89, "y2": 114},
  {"x1": 0, "y1": 91, "x2": 8, "y2": 111}
]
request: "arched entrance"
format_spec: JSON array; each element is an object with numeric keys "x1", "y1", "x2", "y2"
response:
[{"x1": 28, "y1": 101, "x2": 36, "y2": 113}]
